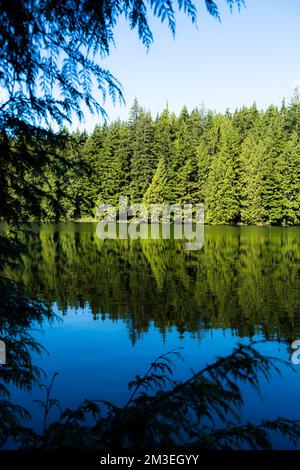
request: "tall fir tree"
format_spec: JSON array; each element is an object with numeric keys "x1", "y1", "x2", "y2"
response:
[
  {"x1": 240, "y1": 131, "x2": 267, "y2": 224},
  {"x1": 260, "y1": 107, "x2": 286, "y2": 224},
  {"x1": 173, "y1": 106, "x2": 200, "y2": 204},
  {"x1": 81, "y1": 124, "x2": 107, "y2": 216},
  {"x1": 281, "y1": 131, "x2": 300, "y2": 225},
  {"x1": 205, "y1": 116, "x2": 240, "y2": 224},
  {"x1": 96, "y1": 120, "x2": 131, "y2": 207},
  {"x1": 130, "y1": 110, "x2": 157, "y2": 203}
]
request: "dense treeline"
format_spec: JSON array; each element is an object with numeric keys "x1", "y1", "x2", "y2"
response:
[{"x1": 9, "y1": 92, "x2": 300, "y2": 225}]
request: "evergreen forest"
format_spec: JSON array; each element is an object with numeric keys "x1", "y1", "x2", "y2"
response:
[{"x1": 5, "y1": 93, "x2": 300, "y2": 225}]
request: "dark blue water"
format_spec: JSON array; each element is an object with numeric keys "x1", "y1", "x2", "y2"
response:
[{"x1": 5, "y1": 224, "x2": 300, "y2": 448}]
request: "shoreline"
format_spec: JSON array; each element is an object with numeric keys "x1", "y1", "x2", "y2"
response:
[{"x1": 1, "y1": 219, "x2": 299, "y2": 228}]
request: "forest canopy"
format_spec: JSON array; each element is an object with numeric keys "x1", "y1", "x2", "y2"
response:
[{"x1": 8, "y1": 94, "x2": 300, "y2": 226}]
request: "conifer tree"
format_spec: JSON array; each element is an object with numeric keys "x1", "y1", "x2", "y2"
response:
[
  {"x1": 150, "y1": 107, "x2": 176, "y2": 203},
  {"x1": 96, "y1": 121, "x2": 131, "y2": 207},
  {"x1": 240, "y1": 131, "x2": 266, "y2": 224},
  {"x1": 5, "y1": 97, "x2": 300, "y2": 226},
  {"x1": 283, "y1": 87, "x2": 300, "y2": 136},
  {"x1": 260, "y1": 107, "x2": 286, "y2": 224},
  {"x1": 81, "y1": 124, "x2": 107, "y2": 215},
  {"x1": 281, "y1": 131, "x2": 300, "y2": 225},
  {"x1": 143, "y1": 158, "x2": 169, "y2": 206},
  {"x1": 59, "y1": 130, "x2": 88, "y2": 219},
  {"x1": 173, "y1": 106, "x2": 200, "y2": 204},
  {"x1": 205, "y1": 116, "x2": 240, "y2": 224},
  {"x1": 130, "y1": 110, "x2": 157, "y2": 203}
]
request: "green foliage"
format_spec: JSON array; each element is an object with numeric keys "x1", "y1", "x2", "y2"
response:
[
  {"x1": 130, "y1": 110, "x2": 157, "y2": 202},
  {"x1": 240, "y1": 132, "x2": 266, "y2": 224},
  {"x1": 281, "y1": 132, "x2": 300, "y2": 225},
  {"x1": 173, "y1": 106, "x2": 202, "y2": 205},
  {"x1": 4, "y1": 95, "x2": 300, "y2": 226},
  {"x1": 143, "y1": 158, "x2": 168, "y2": 206},
  {"x1": 205, "y1": 116, "x2": 240, "y2": 224}
]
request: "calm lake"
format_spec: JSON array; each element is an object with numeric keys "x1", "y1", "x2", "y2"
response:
[{"x1": 6, "y1": 223, "x2": 300, "y2": 448}]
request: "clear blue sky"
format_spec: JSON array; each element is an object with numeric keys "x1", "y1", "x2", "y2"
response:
[{"x1": 77, "y1": 0, "x2": 300, "y2": 132}]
